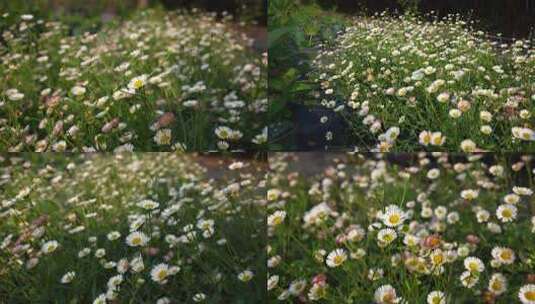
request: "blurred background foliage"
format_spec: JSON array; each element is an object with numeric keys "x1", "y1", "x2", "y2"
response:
[
  {"x1": 268, "y1": 0, "x2": 349, "y2": 149},
  {"x1": 314, "y1": 0, "x2": 535, "y2": 39},
  {"x1": 0, "y1": 0, "x2": 266, "y2": 34}
]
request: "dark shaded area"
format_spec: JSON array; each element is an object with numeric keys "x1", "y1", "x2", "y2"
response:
[
  {"x1": 311, "y1": 0, "x2": 535, "y2": 39},
  {"x1": 159, "y1": 0, "x2": 267, "y2": 25},
  {"x1": 280, "y1": 153, "x2": 535, "y2": 189}
]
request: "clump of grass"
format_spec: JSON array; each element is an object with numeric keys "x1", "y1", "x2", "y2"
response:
[
  {"x1": 0, "y1": 9, "x2": 267, "y2": 152},
  {"x1": 0, "y1": 153, "x2": 266, "y2": 303},
  {"x1": 267, "y1": 153, "x2": 535, "y2": 303}
]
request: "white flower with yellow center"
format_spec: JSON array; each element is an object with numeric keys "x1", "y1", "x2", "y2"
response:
[
  {"x1": 377, "y1": 228, "x2": 397, "y2": 246},
  {"x1": 436, "y1": 92, "x2": 450, "y2": 103},
  {"x1": 460, "y1": 189, "x2": 479, "y2": 201},
  {"x1": 427, "y1": 290, "x2": 445, "y2": 304},
  {"x1": 238, "y1": 270, "x2": 254, "y2": 282},
  {"x1": 384, "y1": 126, "x2": 400, "y2": 142},
  {"x1": 491, "y1": 247, "x2": 515, "y2": 265},
  {"x1": 381, "y1": 205, "x2": 406, "y2": 227},
  {"x1": 267, "y1": 189, "x2": 281, "y2": 201},
  {"x1": 326, "y1": 248, "x2": 347, "y2": 268},
  {"x1": 419, "y1": 130, "x2": 432, "y2": 146},
  {"x1": 128, "y1": 74, "x2": 148, "y2": 90},
  {"x1": 215, "y1": 126, "x2": 232, "y2": 140},
  {"x1": 150, "y1": 263, "x2": 169, "y2": 284},
  {"x1": 374, "y1": 284, "x2": 400, "y2": 304},
  {"x1": 41, "y1": 240, "x2": 59, "y2": 254},
  {"x1": 512, "y1": 127, "x2": 535, "y2": 141},
  {"x1": 403, "y1": 234, "x2": 420, "y2": 247},
  {"x1": 268, "y1": 210, "x2": 286, "y2": 227},
  {"x1": 154, "y1": 128, "x2": 172, "y2": 145},
  {"x1": 460, "y1": 271, "x2": 479, "y2": 288},
  {"x1": 430, "y1": 132, "x2": 446, "y2": 146},
  {"x1": 430, "y1": 249, "x2": 446, "y2": 266},
  {"x1": 126, "y1": 231, "x2": 149, "y2": 247},
  {"x1": 137, "y1": 199, "x2": 159, "y2": 210},
  {"x1": 496, "y1": 204, "x2": 517, "y2": 223},
  {"x1": 488, "y1": 273, "x2": 507, "y2": 296},
  {"x1": 268, "y1": 275, "x2": 279, "y2": 290},
  {"x1": 519, "y1": 284, "x2": 535, "y2": 304},
  {"x1": 460, "y1": 139, "x2": 477, "y2": 152},
  {"x1": 464, "y1": 256, "x2": 485, "y2": 273},
  {"x1": 426, "y1": 168, "x2": 440, "y2": 179}
]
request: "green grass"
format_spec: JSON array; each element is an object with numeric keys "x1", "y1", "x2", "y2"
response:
[{"x1": 0, "y1": 153, "x2": 266, "y2": 303}]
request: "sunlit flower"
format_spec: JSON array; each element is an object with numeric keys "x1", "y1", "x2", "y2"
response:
[
  {"x1": 491, "y1": 247, "x2": 515, "y2": 265},
  {"x1": 381, "y1": 205, "x2": 406, "y2": 227},
  {"x1": 151, "y1": 263, "x2": 169, "y2": 284},
  {"x1": 41, "y1": 240, "x2": 59, "y2": 254},
  {"x1": 326, "y1": 248, "x2": 347, "y2": 268},
  {"x1": 488, "y1": 273, "x2": 507, "y2": 295},
  {"x1": 71, "y1": 86, "x2": 86, "y2": 96},
  {"x1": 126, "y1": 231, "x2": 149, "y2": 247},
  {"x1": 268, "y1": 210, "x2": 286, "y2": 227},
  {"x1": 374, "y1": 284, "x2": 401, "y2": 304},
  {"x1": 519, "y1": 284, "x2": 535, "y2": 304},
  {"x1": 427, "y1": 290, "x2": 445, "y2": 304},
  {"x1": 464, "y1": 256, "x2": 485, "y2": 273},
  {"x1": 496, "y1": 204, "x2": 517, "y2": 222},
  {"x1": 128, "y1": 74, "x2": 148, "y2": 90}
]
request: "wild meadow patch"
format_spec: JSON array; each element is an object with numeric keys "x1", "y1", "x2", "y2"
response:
[
  {"x1": 267, "y1": 153, "x2": 535, "y2": 303},
  {"x1": 0, "y1": 154, "x2": 266, "y2": 303},
  {"x1": 0, "y1": 10, "x2": 267, "y2": 152},
  {"x1": 311, "y1": 14, "x2": 535, "y2": 152}
]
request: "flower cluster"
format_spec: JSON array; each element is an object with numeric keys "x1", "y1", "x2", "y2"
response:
[
  {"x1": 0, "y1": 153, "x2": 266, "y2": 303},
  {"x1": 267, "y1": 153, "x2": 535, "y2": 303},
  {"x1": 311, "y1": 14, "x2": 535, "y2": 151},
  {"x1": 0, "y1": 10, "x2": 267, "y2": 151}
]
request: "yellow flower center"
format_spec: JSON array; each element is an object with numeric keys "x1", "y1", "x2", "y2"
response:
[
  {"x1": 133, "y1": 79, "x2": 143, "y2": 89},
  {"x1": 526, "y1": 291, "x2": 535, "y2": 301},
  {"x1": 383, "y1": 292, "x2": 395, "y2": 303},
  {"x1": 158, "y1": 270, "x2": 167, "y2": 280},
  {"x1": 432, "y1": 296, "x2": 442, "y2": 304},
  {"x1": 389, "y1": 214, "x2": 400, "y2": 225},
  {"x1": 502, "y1": 209, "x2": 512, "y2": 218},
  {"x1": 500, "y1": 251, "x2": 512, "y2": 261},
  {"x1": 132, "y1": 237, "x2": 141, "y2": 245},
  {"x1": 432, "y1": 255, "x2": 444, "y2": 265},
  {"x1": 468, "y1": 262, "x2": 478, "y2": 272}
]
